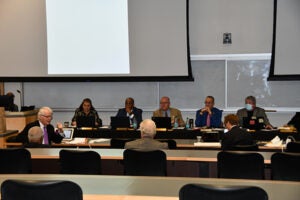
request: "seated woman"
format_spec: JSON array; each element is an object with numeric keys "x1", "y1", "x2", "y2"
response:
[{"x1": 71, "y1": 98, "x2": 102, "y2": 127}]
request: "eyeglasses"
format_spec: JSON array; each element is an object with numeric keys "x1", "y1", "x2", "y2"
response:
[
  {"x1": 41, "y1": 115, "x2": 52, "y2": 118},
  {"x1": 160, "y1": 102, "x2": 169, "y2": 104}
]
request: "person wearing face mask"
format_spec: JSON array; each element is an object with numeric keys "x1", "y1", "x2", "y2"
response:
[
  {"x1": 221, "y1": 114, "x2": 254, "y2": 150},
  {"x1": 236, "y1": 96, "x2": 273, "y2": 129}
]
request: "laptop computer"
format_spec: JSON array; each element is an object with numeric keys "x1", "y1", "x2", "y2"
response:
[
  {"x1": 62, "y1": 128, "x2": 74, "y2": 141},
  {"x1": 76, "y1": 116, "x2": 96, "y2": 128},
  {"x1": 242, "y1": 117, "x2": 265, "y2": 130},
  {"x1": 110, "y1": 116, "x2": 130, "y2": 129},
  {"x1": 152, "y1": 117, "x2": 172, "y2": 129}
]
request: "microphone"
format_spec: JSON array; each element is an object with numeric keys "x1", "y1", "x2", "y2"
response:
[{"x1": 16, "y1": 89, "x2": 24, "y2": 108}]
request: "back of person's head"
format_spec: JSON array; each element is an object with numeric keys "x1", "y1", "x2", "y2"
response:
[
  {"x1": 28, "y1": 126, "x2": 43, "y2": 144},
  {"x1": 140, "y1": 119, "x2": 156, "y2": 138},
  {"x1": 224, "y1": 114, "x2": 239, "y2": 126}
]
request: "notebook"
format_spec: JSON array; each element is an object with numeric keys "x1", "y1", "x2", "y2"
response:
[
  {"x1": 242, "y1": 117, "x2": 265, "y2": 130},
  {"x1": 152, "y1": 117, "x2": 172, "y2": 129},
  {"x1": 76, "y1": 116, "x2": 96, "y2": 128},
  {"x1": 62, "y1": 128, "x2": 74, "y2": 141},
  {"x1": 110, "y1": 116, "x2": 130, "y2": 129}
]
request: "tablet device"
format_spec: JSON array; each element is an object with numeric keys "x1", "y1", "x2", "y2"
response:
[
  {"x1": 62, "y1": 128, "x2": 74, "y2": 141},
  {"x1": 152, "y1": 117, "x2": 172, "y2": 129},
  {"x1": 110, "y1": 116, "x2": 130, "y2": 129}
]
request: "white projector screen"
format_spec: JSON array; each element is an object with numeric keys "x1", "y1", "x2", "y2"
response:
[
  {"x1": 269, "y1": 0, "x2": 300, "y2": 80},
  {"x1": 0, "y1": 0, "x2": 192, "y2": 81}
]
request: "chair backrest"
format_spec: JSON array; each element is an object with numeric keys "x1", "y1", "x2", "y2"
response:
[
  {"x1": 231, "y1": 143, "x2": 259, "y2": 151},
  {"x1": 0, "y1": 148, "x2": 32, "y2": 174},
  {"x1": 286, "y1": 142, "x2": 300, "y2": 153},
  {"x1": 59, "y1": 149, "x2": 101, "y2": 174},
  {"x1": 217, "y1": 151, "x2": 265, "y2": 179},
  {"x1": 271, "y1": 152, "x2": 300, "y2": 181},
  {"x1": 110, "y1": 138, "x2": 133, "y2": 148},
  {"x1": 1, "y1": 180, "x2": 83, "y2": 200},
  {"x1": 179, "y1": 184, "x2": 268, "y2": 200},
  {"x1": 157, "y1": 139, "x2": 177, "y2": 149},
  {"x1": 123, "y1": 149, "x2": 167, "y2": 176}
]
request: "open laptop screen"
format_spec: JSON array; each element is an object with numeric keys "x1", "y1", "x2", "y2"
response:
[
  {"x1": 62, "y1": 128, "x2": 74, "y2": 141},
  {"x1": 110, "y1": 116, "x2": 130, "y2": 129},
  {"x1": 152, "y1": 117, "x2": 172, "y2": 129},
  {"x1": 76, "y1": 116, "x2": 96, "y2": 128}
]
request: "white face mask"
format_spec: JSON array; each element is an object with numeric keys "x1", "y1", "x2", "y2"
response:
[{"x1": 245, "y1": 103, "x2": 253, "y2": 111}]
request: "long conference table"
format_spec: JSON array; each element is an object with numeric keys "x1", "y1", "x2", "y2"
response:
[
  {"x1": 27, "y1": 148, "x2": 278, "y2": 178},
  {"x1": 72, "y1": 127, "x2": 300, "y2": 141},
  {"x1": 0, "y1": 174, "x2": 299, "y2": 200}
]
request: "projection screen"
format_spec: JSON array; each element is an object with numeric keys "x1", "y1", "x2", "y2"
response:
[{"x1": 0, "y1": 0, "x2": 192, "y2": 82}]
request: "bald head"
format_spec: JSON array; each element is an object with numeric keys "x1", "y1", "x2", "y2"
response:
[{"x1": 28, "y1": 126, "x2": 43, "y2": 144}]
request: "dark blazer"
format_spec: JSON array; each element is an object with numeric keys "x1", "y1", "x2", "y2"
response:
[
  {"x1": 221, "y1": 126, "x2": 254, "y2": 150},
  {"x1": 288, "y1": 112, "x2": 300, "y2": 132},
  {"x1": 16, "y1": 120, "x2": 64, "y2": 144},
  {"x1": 116, "y1": 107, "x2": 143, "y2": 126}
]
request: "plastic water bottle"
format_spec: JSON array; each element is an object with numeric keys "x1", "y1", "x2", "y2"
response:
[
  {"x1": 173, "y1": 117, "x2": 178, "y2": 129},
  {"x1": 132, "y1": 117, "x2": 137, "y2": 130},
  {"x1": 185, "y1": 117, "x2": 190, "y2": 129}
]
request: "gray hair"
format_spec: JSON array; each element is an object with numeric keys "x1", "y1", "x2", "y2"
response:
[
  {"x1": 38, "y1": 106, "x2": 53, "y2": 117},
  {"x1": 140, "y1": 119, "x2": 157, "y2": 138},
  {"x1": 28, "y1": 126, "x2": 43, "y2": 143}
]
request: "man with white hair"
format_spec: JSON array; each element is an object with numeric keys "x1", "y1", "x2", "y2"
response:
[
  {"x1": 16, "y1": 106, "x2": 64, "y2": 145},
  {"x1": 125, "y1": 119, "x2": 168, "y2": 150},
  {"x1": 27, "y1": 126, "x2": 43, "y2": 144}
]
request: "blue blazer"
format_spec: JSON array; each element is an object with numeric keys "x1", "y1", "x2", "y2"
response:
[
  {"x1": 195, "y1": 107, "x2": 223, "y2": 128},
  {"x1": 116, "y1": 107, "x2": 143, "y2": 127}
]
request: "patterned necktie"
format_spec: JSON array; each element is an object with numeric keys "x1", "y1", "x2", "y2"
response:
[
  {"x1": 43, "y1": 126, "x2": 49, "y2": 144},
  {"x1": 206, "y1": 114, "x2": 211, "y2": 127}
]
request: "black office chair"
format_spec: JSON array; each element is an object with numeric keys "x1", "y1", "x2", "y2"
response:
[
  {"x1": 157, "y1": 139, "x2": 177, "y2": 149},
  {"x1": 1, "y1": 180, "x2": 82, "y2": 200},
  {"x1": 123, "y1": 149, "x2": 167, "y2": 176},
  {"x1": 110, "y1": 138, "x2": 134, "y2": 148},
  {"x1": 286, "y1": 142, "x2": 300, "y2": 153},
  {"x1": 0, "y1": 148, "x2": 32, "y2": 174},
  {"x1": 230, "y1": 143, "x2": 259, "y2": 151},
  {"x1": 217, "y1": 151, "x2": 265, "y2": 179},
  {"x1": 271, "y1": 152, "x2": 300, "y2": 181},
  {"x1": 59, "y1": 149, "x2": 101, "y2": 174},
  {"x1": 179, "y1": 184, "x2": 268, "y2": 200}
]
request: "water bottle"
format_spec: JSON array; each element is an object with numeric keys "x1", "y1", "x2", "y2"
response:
[
  {"x1": 173, "y1": 117, "x2": 178, "y2": 128},
  {"x1": 132, "y1": 117, "x2": 137, "y2": 130},
  {"x1": 185, "y1": 117, "x2": 190, "y2": 129}
]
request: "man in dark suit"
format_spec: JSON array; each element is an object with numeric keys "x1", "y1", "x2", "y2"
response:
[
  {"x1": 116, "y1": 97, "x2": 143, "y2": 128},
  {"x1": 16, "y1": 106, "x2": 64, "y2": 145},
  {"x1": 125, "y1": 119, "x2": 168, "y2": 151},
  {"x1": 221, "y1": 114, "x2": 254, "y2": 150}
]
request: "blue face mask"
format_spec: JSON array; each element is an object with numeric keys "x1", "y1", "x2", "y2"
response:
[{"x1": 245, "y1": 104, "x2": 253, "y2": 111}]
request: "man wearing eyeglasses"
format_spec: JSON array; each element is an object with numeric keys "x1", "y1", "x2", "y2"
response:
[
  {"x1": 153, "y1": 96, "x2": 185, "y2": 127},
  {"x1": 16, "y1": 106, "x2": 64, "y2": 145}
]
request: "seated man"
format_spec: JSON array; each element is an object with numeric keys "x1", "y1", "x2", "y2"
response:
[
  {"x1": 28, "y1": 126, "x2": 43, "y2": 144},
  {"x1": 16, "y1": 106, "x2": 64, "y2": 145},
  {"x1": 221, "y1": 114, "x2": 254, "y2": 150},
  {"x1": 286, "y1": 112, "x2": 300, "y2": 132},
  {"x1": 195, "y1": 96, "x2": 223, "y2": 128},
  {"x1": 125, "y1": 119, "x2": 168, "y2": 151},
  {"x1": 116, "y1": 97, "x2": 143, "y2": 128},
  {"x1": 153, "y1": 96, "x2": 185, "y2": 127},
  {"x1": 236, "y1": 95, "x2": 273, "y2": 129}
]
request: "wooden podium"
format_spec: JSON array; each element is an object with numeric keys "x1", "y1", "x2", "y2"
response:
[{"x1": 5, "y1": 110, "x2": 38, "y2": 132}]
